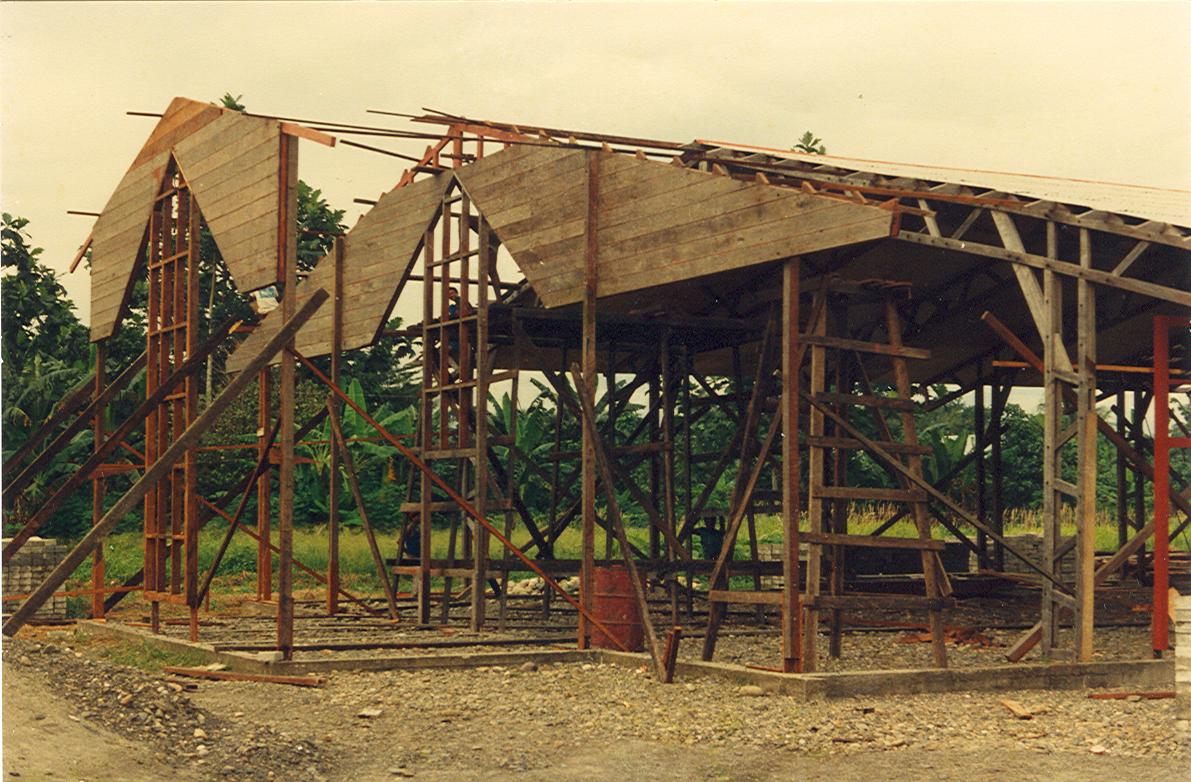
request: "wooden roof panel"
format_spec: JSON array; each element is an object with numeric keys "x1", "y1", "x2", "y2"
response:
[
  {"x1": 174, "y1": 111, "x2": 286, "y2": 294},
  {"x1": 87, "y1": 97, "x2": 294, "y2": 341},
  {"x1": 459, "y1": 146, "x2": 896, "y2": 308},
  {"x1": 225, "y1": 171, "x2": 450, "y2": 373}
]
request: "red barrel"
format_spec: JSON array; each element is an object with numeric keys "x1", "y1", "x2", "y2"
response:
[{"x1": 590, "y1": 565, "x2": 644, "y2": 651}]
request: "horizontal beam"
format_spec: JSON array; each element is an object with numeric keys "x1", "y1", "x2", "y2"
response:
[
  {"x1": 897, "y1": 231, "x2": 1191, "y2": 307},
  {"x1": 708, "y1": 589, "x2": 783, "y2": 605},
  {"x1": 801, "y1": 531, "x2": 945, "y2": 552}
]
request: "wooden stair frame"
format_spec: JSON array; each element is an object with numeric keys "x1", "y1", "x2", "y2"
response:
[{"x1": 802, "y1": 288, "x2": 950, "y2": 670}]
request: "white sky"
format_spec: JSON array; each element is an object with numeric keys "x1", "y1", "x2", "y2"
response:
[{"x1": 1, "y1": 0, "x2": 1189, "y2": 342}]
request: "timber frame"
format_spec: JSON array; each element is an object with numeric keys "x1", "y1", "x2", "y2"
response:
[{"x1": 3, "y1": 100, "x2": 1189, "y2": 676}]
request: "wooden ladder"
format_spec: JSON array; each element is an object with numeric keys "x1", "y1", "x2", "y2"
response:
[{"x1": 802, "y1": 290, "x2": 951, "y2": 670}]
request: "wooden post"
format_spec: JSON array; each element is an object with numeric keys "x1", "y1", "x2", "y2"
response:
[
  {"x1": 1040, "y1": 223, "x2": 1062, "y2": 660},
  {"x1": 327, "y1": 402, "x2": 400, "y2": 620},
  {"x1": 991, "y1": 372, "x2": 1007, "y2": 572},
  {"x1": 571, "y1": 366, "x2": 665, "y2": 680},
  {"x1": 543, "y1": 347, "x2": 566, "y2": 621},
  {"x1": 327, "y1": 237, "x2": 344, "y2": 615},
  {"x1": 471, "y1": 201, "x2": 490, "y2": 631},
  {"x1": 660, "y1": 330, "x2": 680, "y2": 625},
  {"x1": 1152, "y1": 319, "x2": 1171, "y2": 655},
  {"x1": 1075, "y1": 228, "x2": 1097, "y2": 661},
  {"x1": 91, "y1": 341, "x2": 107, "y2": 618},
  {"x1": 184, "y1": 186, "x2": 201, "y2": 640},
  {"x1": 681, "y1": 346, "x2": 695, "y2": 622},
  {"x1": 256, "y1": 368, "x2": 272, "y2": 601},
  {"x1": 418, "y1": 224, "x2": 434, "y2": 625},
  {"x1": 781, "y1": 258, "x2": 802, "y2": 673},
  {"x1": 1133, "y1": 391, "x2": 1149, "y2": 579},
  {"x1": 885, "y1": 301, "x2": 948, "y2": 669},
  {"x1": 974, "y1": 369, "x2": 987, "y2": 569},
  {"x1": 1115, "y1": 390, "x2": 1128, "y2": 554},
  {"x1": 276, "y1": 134, "x2": 298, "y2": 659},
  {"x1": 648, "y1": 371, "x2": 661, "y2": 562},
  {"x1": 804, "y1": 292, "x2": 826, "y2": 670},
  {"x1": 579, "y1": 150, "x2": 599, "y2": 649}
]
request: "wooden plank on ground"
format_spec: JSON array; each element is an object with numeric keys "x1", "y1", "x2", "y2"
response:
[{"x1": 163, "y1": 666, "x2": 325, "y2": 687}]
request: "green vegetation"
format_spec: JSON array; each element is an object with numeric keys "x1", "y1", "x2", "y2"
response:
[
  {"x1": 792, "y1": 131, "x2": 826, "y2": 155},
  {"x1": 89, "y1": 636, "x2": 212, "y2": 672},
  {"x1": 64, "y1": 504, "x2": 1188, "y2": 603}
]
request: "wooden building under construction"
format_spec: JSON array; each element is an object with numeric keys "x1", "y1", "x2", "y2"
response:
[{"x1": 3, "y1": 97, "x2": 1189, "y2": 678}]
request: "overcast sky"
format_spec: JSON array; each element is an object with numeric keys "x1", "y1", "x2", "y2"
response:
[{"x1": 2, "y1": 1, "x2": 1189, "y2": 329}]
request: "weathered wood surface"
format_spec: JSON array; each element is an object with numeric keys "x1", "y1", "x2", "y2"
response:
[
  {"x1": 226, "y1": 172, "x2": 450, "y2": 372},
  {"x1": 457, "y1": 146, "x2": 895, "y2": 307},
  {"x1": 89, "y1": 97, "x2": 297, "y2": 341},
  {"x1": 174, "y1": 110, "x2": 287, "y2": 293}
]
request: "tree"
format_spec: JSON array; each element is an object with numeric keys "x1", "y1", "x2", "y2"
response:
[
  {"x1": 1, "y1": 214, "x2": 88, "y2": 374},
  {"x1": 1, "y1": 215, "x2": 95, "y2": 536},
  {"x1": 792, "y1": 131, "x2": 826, "y2": 155}
]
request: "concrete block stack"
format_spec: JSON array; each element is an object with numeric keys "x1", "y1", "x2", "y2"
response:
[
  {"x1": 2, "y1": 536, "x2": 69, "y2": 623},
  {"x1": 970, "y1": 534, "x2": 1076, "y2": 581}
]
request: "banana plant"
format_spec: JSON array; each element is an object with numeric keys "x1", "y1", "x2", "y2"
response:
[{"x1": 296, "y1": 377, "x2": 415, "y2": 528}]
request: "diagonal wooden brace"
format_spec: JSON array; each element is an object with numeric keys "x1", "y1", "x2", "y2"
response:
[{"x1": 3, "y1": 290, "x2": 329, "y2": 637}]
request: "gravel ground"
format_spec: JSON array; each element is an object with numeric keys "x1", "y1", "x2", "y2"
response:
[
  {"x1": 3, "y1": 625, "x2": 1186, "y2": 782},
  {"x1": 702, "y1": 625, "x2": 1157, "y2": 670},
  {"x1": 2, "y1": 635, "x2": 327, "y2": 781},
  {"x1": 193, "y1": 658, "x2": 1188, "y2": 780}
]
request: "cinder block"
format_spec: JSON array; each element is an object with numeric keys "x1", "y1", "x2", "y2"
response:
[{"x1": 1, "y1": 537, "x2": 68, "y2": 623}]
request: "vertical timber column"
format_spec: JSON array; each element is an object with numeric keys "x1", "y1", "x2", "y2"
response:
[
  {"x1": 1133, "y1": 391, "x2": 1150, "y2": 578},
  {"x1": 256, "y1": 369, "x2": 272, "y2": 601},
  {"x1": 183, "y1": 186, "x2": 201, "y2": 640},
  {"x1": 1152, "y1": 317, "x2": 1172, "y2": 656},
  {"x1": 578, "y1": 150, "x2": 600, "y2": 649},
  {"x1": 1074, "y1": 228, "x2": 1097, "y2": 661},
  {"x1": 144, "y1": 198, "x2": 161, "y2": 632},
  {"x1": 327, "y1": 237, "x2": 344, "y2": 615},
  {"x1": 781, "y1": 258, "x2": 802, "y2": 673},
  {"x1": 682, "y1": 346, "x2": 695, "y2": 622},
  {"x1": 276, "y1": 134, "x2": 298, "y2": 658},
  {"x1": 91, "y1": 342, "x2": 107, "y2": 618},
  {"x1": 1040, "y1": 223, "x2": 1063, "y2": 659},
  {"x1": 471, "y1": 202, "x2": 491, "y2": 631},
  {"x1": 992, "y1": 373, "x2": 1010, "y2": 572},
  {"x1": 974, "y1": 370, "x2": 987, "y2": 569},
  {"x1": 417, "y1": 222, "x2": 435, "y2": 625},
  {"x1": 660, "y1": 329, "x2": 679, "y2": 625},
  {"x1": 803, "y1": 290, "x2": 827, "y2": 670},
  {"x1": 1115, "y1": 390, "x2": 1128, "y2": 554}
]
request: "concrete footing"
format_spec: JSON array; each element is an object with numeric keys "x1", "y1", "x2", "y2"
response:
[{"x1": 77, "y1": 619, "x2": 1175, "y2": 699}]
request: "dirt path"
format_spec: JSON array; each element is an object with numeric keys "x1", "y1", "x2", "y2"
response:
[{"x1": 3, "y1": 660, "x2": 198, "y2": 781}]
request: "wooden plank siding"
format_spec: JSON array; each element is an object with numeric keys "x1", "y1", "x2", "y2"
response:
[
  {"x1": 174, "y1": 111, "x2": 287, "y2": 293},
  {"x1": 458, "y1": 146, "x2": 895, "y2": 308},
  {"x1": 225, "y1": 172, "x2": 451, "y2": 372},
  {"x1": 87, "y1": 97, "x2": 293, "y2": 341}
]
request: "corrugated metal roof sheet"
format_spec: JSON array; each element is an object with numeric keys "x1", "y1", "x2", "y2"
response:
[{"x1": 696, "y1": 139, "x2": 1191, "y2": 229}]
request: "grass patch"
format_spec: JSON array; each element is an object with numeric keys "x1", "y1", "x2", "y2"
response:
[
  {"x1": 64, "y1": 502, "x2": 1189, "y2": 598},
  {"x1": 90, "y1": 638, "x2": 212, "y2": 673}
]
